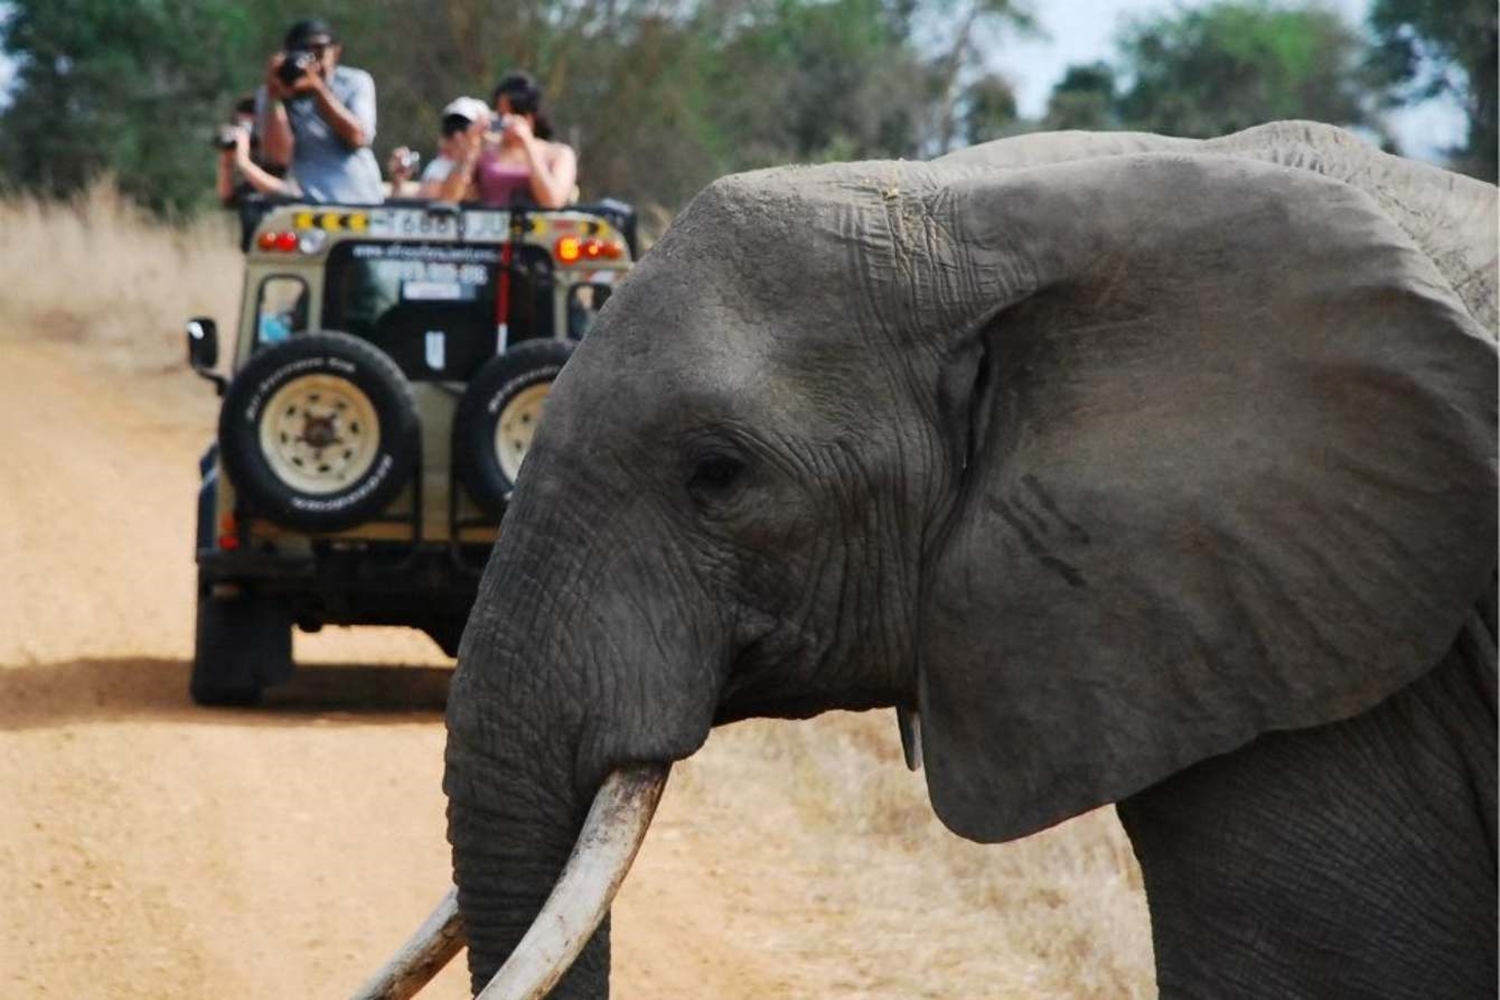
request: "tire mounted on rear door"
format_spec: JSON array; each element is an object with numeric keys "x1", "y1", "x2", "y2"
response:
[
  {"x1": 452, "y1": 339, "x2": 575, "y2": 519},
  {"x1": 218, "y1": 332, "x2": 419, "y2": 533}
]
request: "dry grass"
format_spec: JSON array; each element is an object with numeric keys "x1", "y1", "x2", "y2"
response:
[
  {"x1": 670, "y1": 711, "x2": 1156, "y2": 997},
  {"x1": 0, "y1": 182, "x2": 244, "y2": 373}
]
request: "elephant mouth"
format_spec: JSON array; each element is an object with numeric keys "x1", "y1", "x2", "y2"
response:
[{"x1": 353, "y1": 763, "x2": 671, "y2": 1000}]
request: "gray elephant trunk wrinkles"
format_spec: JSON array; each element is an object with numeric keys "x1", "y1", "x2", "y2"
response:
[{"x1": 441, "y1": 509, "x2": 627, "y2": 995}]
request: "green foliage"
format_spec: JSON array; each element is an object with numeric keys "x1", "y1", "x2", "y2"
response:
[
  {"x1": 1043, "y1": 61, "x2": 1117, "y2": 130},
  {"x1": 1367, "y1": 0, "x2": 1496, "y2": 179},
  {"x1": 0, "y1": 0, "x2": 393, "y2": 214},
  {"x1": 1, "y1": 0, "x2": 239, "y2": 213},
  {"x1": 961, "y1": 73, "x2": 1019, "y2": 145},
  {"x1": 0, "y1": 0, "x2": 1033, "y2": 216},
  {"x1": 0, "y1": 0, "x2": 1485, "y2": 217},
  {"x1": 703, "y1": 0, "x2": 931, "y2": 166},
  {"x1": 1113, "y1": 0, "x2": 1378, "y2": 140}
]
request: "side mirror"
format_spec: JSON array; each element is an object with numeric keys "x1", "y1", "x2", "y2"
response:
[{"x1": 186, "y1": 317, "x2": 227, "y2": 396}]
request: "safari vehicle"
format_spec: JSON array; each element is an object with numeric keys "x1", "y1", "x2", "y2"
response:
[{"x1": 185, "y1": 197, "x2": 636, "y2": 705}]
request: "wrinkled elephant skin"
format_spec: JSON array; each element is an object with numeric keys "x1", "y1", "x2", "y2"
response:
[{"x1": 444, "y1": 122, "x2": 1498, "y2": 999}]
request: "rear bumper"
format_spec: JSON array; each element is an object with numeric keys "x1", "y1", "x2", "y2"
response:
[
  {"x1": 199, "y1": 547, "x2": 316, "y2": 581},
  {"x1": 196, "y1": 542, "x2": 487, "y2": 631}
]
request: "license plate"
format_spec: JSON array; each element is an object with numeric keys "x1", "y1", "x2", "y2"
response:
[
  {"x1": 366, "y1": 208, "x2": 514, "y2": 242},
  {"x1": 367, "y1": 208, "x2": 459, "y2": 238}
]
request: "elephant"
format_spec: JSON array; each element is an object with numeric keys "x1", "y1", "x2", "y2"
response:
[{"x1": 375, "y1": 121, "x2": 1498, "y2": 999}]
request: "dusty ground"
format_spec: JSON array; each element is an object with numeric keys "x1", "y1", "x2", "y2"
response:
[{"x1": 0, "y1": 195, "x2": 1153, "y2": 998}]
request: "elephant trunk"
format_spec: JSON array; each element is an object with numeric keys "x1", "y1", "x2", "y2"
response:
[
  {"x1": 352, "y1": 765, "x2": 665, "y2": 1000},
  {"x1": 445, "y1": 707, "x2": 613, "y2": 999},
  {"x1": 440, "y1": 448, "x2": 722, "y2": 998},
  {"x1": 472, "y1": 766, "x2": 669, "y2": 998}
]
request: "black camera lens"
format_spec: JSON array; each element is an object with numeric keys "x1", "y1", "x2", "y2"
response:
[{"x1": 277, "y1": 50, "x2": 314, "y2": 86}]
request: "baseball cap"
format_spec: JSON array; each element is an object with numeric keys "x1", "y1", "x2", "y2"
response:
[
  {"x1": 284, "y1": 18, "x2": 336, "y2": 49},
  {"x1": 441, "y1": 97, "x2": 491, "y2": 124}
]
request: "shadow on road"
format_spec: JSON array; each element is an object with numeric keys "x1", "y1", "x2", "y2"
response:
[{"x1": 0, "y1": 657, "x2": 450, "y2": 730}]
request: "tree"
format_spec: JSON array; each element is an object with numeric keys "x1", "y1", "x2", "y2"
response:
[
  {"x1": 1367, "y1": 0, "x2": 1497, "y2": 180},
  {"x1": 702, "y1": 0, "x2": 938, "y2": 166},
  {"x1": 1113, "y1": 1, "x2": 1381, "y2": 142},
  {"x1": 961, "y1": 73, "x2": 1019, "y2": 145},
  {"x1": 0, "y1": 0, "x2": 392, "y2": 213},
  {"x1": 1043, "y1": 61, "x2": 1117, "y2": 131},
  {"x1": 912, "y1": 0, "x2": 1037, "y2": 153},
  {"x1": 0, "y1": 0, "x2": 250, "y2": 212},
  {"x1": 0, "y1": 0, "x2": 1041, "y2": 216}
]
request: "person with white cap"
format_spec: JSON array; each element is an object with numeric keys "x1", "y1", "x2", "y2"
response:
[
  {"x1": 387, "y1": 97, "x2": 488, "y2": 200},
  {"x1": 435, "y1": 72, "x2": 577, "y2": 208}
]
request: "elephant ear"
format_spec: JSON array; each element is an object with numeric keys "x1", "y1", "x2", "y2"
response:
[{"x1": 909, "y1": 152, "x2": 1496, "y2": 843}]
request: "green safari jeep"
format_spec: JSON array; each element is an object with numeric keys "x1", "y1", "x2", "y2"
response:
[{"x1": 185, "y1": 198, "x2": 636, "y2": 704}]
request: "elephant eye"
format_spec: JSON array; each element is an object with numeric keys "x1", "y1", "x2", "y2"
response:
[{"x1": 686, "y1": 451, "x2": 747, "y2": 501}]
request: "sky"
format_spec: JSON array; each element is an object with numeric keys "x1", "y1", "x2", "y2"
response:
[
  {"x1": 0, "y1": 0, "x2": 1474, "y2": 161},
  {"x1": 992, "y1": 0, "x2": 1469, "y2": 159}
]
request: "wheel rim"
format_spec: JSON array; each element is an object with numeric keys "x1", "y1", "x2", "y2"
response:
[
  {"x1": 259, "y1": 374, "x2": 382, "y2": 495},
  {"x1": 495, "y1": 382, "x2": 552, "y2": 483}
]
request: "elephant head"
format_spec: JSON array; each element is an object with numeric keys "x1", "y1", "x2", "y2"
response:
[{"x1": 425, "y1": 123, "x2": 1496, "y2": 998}]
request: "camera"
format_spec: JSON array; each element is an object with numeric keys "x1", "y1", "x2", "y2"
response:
[
  {"x1": 214, "y1": 123, "x2": 245, "y2": 151},
  {"x1": 395, "y1": 149, "x2": 421, "y2": 172},
  {"x1": 277, "y1": 49, "x2": 317, "y2": 86},
  {"x1": 488, "y1": 114, "x2": 511, "y2": 135}
]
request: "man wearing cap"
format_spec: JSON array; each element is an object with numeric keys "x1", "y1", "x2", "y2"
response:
[
  {"x1": 258, "y1": 18, "x2": 383, "y2": 204},
  {"x1": 404, "y1": 97, "x2": 492, "y2": 199}
]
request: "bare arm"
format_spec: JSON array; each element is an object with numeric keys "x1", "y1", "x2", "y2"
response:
[
  {"x1": 301, "y1": 69, "x2": 374, "y2": 150},
  {"x1": 415, "y1": 175, "x2": 451, "y2": 199},
  {"x1": 216, "y1": 149, "x2": 238, "y2": 204},
  {"x1": 260, "y1": 101, "x2": 294, "y2": 166},
  {"x1": 233, "y1": 133, "x2": 299, "y2": 197},
  {"x1": 435, "y1": 157, "x2": 479, "y2": 201},
  {"x1": 522, "y1": 140, "x2": 577, "y2": 209},
  {"x1": 436, "y1": 126, "x2": 484, "y2": 202},
  {"x1": 237, "y1": 157, "x2": 299, "y2": 198},
  {"x1": 257, "y1": 61, "x2": 294, "y2": 167}
]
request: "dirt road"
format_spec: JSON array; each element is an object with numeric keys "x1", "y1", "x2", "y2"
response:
[{"x1": 0, "y1": 333, "x2": 1151, "y2": 998}]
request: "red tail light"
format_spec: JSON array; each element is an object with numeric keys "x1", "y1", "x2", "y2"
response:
[
  {"x1": 255, "y1": 231, "x2": 305, "y2": 253},
  {"x1": 554, "y1": 236, "x2": 622, "y2": 264},
  {"x1": 218, "y1": 512, "x2": 240, "y2": 550}
]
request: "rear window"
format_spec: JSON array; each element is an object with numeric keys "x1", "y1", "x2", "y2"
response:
[
  {"x1": 255, "y1": 275, "x2": 309, "y2": 347},
  {"x1": 321, "y1": 242, "x2": 555, "y2": 381}
]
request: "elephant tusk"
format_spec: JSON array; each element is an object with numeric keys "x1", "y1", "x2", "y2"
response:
[
  {"x1": 896, "y1": 705, "x2": 923, "y2": 772},
  {"x1": 349, "y1": 886, "x2": 466, "y2": 1000},
  {"x1": 477, "y1": 763, "x2": 671, "y2": 1000}
]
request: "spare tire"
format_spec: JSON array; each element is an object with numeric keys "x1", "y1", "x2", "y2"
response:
[
  {"x1": 219, "y1": 332, "x2": 419, "y2": 533},
  {"x1": 453, "y1": 339, "x2": 575, "y2": 519}
]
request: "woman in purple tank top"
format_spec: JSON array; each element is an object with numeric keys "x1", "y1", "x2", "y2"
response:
[{"x1": 436, "y1": 71, "x2": 578, "y2": 209}]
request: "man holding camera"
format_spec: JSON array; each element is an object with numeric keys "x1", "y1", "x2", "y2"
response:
[{"x1": 257, "y1": 18, "x2": 382, "y2": 204}]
